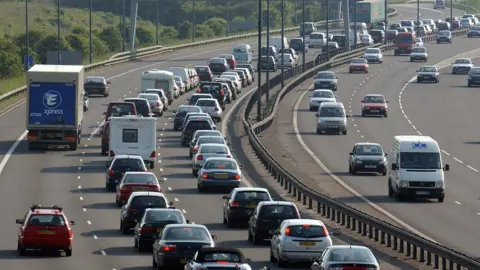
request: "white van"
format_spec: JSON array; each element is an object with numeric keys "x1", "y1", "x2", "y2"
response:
[
  {"x1": 388, "y1": 136, "x2": 449, "y2": 202},
  {"x1": 108, "y1": 116, "x2": 157, "y2": 169},
  {"x1": 434, "y1": 0, "x2": 445, "y2": 9},
  {"x1": 141, "y1": 70, "x2": 175, "y2": 105},
  {"x1": 232, "y1": 44, "x2": 253, "y2": 64},
  {"x1": 167, "y1": 67, "x2": 191, "y2": 90},
  {"x1": 349, "y1": 22, "x2": 368, "y2": 35},
  {"x1": 269, "y1": 37, "x2": 289, "y2": 50},
  {"x1": 308, "y1": 32, "x2": 327, "y2": 47},
  {"x1": 314, "y1": 102, "x2": 347, "y2": 135}
]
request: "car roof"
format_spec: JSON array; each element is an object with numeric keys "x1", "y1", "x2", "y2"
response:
[
  {"x1": 186, "y1": 112, "x2": 209, "y2": 116},
  {"x1": 138, "y1": 93, "x2": 159, "y2": 97},
  {"x1": 200, "y1": 143, "x2": 228, "y2": 148},
  {"x1": 123, "y1": 171, "x2": 155, "y2": 176},
  {"x1": 145, "y1": 208, "x2": 182, "y2": 213},
  {"x1": 130, "y1": 191, "x2": 166, "y2": 198},
  {"x1": 164, "y1": 224, "x2": 208, "y2": 230},
  {"x1": 259, "y1": 201, "x2": 295, "y2": 206},
  {"x1": 284, "y1": 219, "x2": 324, "y2": 226},
  {"x1": 29, "y1": 209, "x2": 64, "y2": 215},
  {"x1": 355, "y1": 142, "x2": 382, "y2": 147},
  {"x1": 125, "y1": 98, "x2": 148, "y2": 102},
  {"x1": 317, "y1": 71, "x2": 334, "y2": 74},
  {"x1": 313, "y1": 89, "x2": 334, "y2": 93},
  {"x1": 204, "y1": 157, "x2": 235, "y2": 162},
  {"x1": 197, "y1": 136, "x2": 224, "y2": 140},
  {"x1": 196, "y1": 98, "x2": 217, "y2": 102},
  {"x1": 195, "y1": 65, "x2": 209, "y2": 68},
  {"x1": 233, "y1": 187, "x2": 269, "y2": 193},
  {"x1": 320, "y1": 101, "x2": 344, "y2": 107},
  {"x1": 328, "y1": 245, "x2": 371, "y2": 251},
  {"x1": 113, "y1": 154, "x2": 143, "y2": 160},
  {"x1": 364, "y1": 94, "x2": 384, "y2": 97},
  {"x1": 194, "y1": 130, "x2": 221, "y2": 135},
  {"x1": 86, "y1": 76, "x2": 105, "y2": 79}
]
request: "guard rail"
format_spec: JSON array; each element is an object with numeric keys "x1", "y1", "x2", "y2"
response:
[
  {"x1": 0, "y1": 19, "x2": 343, "y2": 105},
  {"x1": 243, "y1": 27, "x2": 480, "y2": 269}
]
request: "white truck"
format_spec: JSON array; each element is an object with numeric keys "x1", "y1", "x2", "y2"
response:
[
  {"x1": 26, "y1": 64, "x2": 84, "y2": 151},
  {"x1": 108, "y1": 116, "x2": 157, "y2": 169},
  {"x1": 388, "y1": 135, "x2": 449, "y2": 202}
]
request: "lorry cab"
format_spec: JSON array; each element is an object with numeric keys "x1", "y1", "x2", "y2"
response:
[
  {"x1": 300, "y1": 22, "x2": 317, "y2": 36},
  {"x1": 349, "y1": 22, "x2": 368, "y2": 35},
  {"x1": 393, "y1": 32, "x2": 416, "y2": 55},
  {"x1": 434, "y1": 0, "x2": 445, "y2": 9},
  {"x1": 232, "y1": 44, "x2": 253, "y2": 64},
  {"x1": 141, "y1": 69, "x2": 175, "y2": 105},
  {"x1": 388, "y1": 136, "x2": 449, "y2": 202},
  {"x1": 269, "y1": 37, "x2": 289, "y2": 51},
  {"x1": 108, "y1": 116, "x2": 157, "y2": 169}
]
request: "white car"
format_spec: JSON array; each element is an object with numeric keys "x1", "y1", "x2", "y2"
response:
[
  {"x1": 269, "y1": 219, "x2": 333, "y2": 266},
  {"x1": 415, "y1": 37, "x2": 424, "y2": 47},
  {"x1": 309, "y1": 89, "x2": 337, "y2": 111},
  {"x1": 137, "y1": 93, "x2": 164, "y2": 116},
  {"x1": 220, "y1": 75, "x2": 242, "y2": 91},
  {"x1": 451, "y1": 58, "x2": 473, "y2": 74},
  {"x1": 278, "y1": 53, "x2": 297, "y2": 68},
  {"x1": 461, "y1": 18, "x2": 474, "y2": 28},
  {"x1": 363, "y1": 48, "x2": 383, "y2": 63},
  {"x1": 360, "y1": 34, "x2": 374, "y2": 45},
  {"x1": 410, "y1": 47, "x2": 428, "y2": 62},
  {"x1": 83, "y1": 91, "x2": 89, "y2": 112},
  {"x1": 195, "y1": 98, "x2": 223, "y2": 122},
  {"x1": 308, "y1": 32, "x2": 327, "y2": 47},
  {"x1": 192, "y1": 143, "x2": 232, "y2": 176},
  {"x1": 174, "y1": 76, "x2": 186, "y2": 95},
  {"x1": 416, "y1": 65, "x2": 439, "y2": 83}
]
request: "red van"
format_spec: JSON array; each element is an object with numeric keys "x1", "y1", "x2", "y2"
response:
[{"x1": 394, "y1": 32, "x2": 416, "y2": 56}]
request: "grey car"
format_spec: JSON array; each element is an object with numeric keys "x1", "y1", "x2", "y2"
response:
[
  {"x1": 436, "y1": 30, "x2": 452, "y2": 43},
  {"x1": 137, "y1": 93, "x2": 164, "y2": 116},
  {"x1": 467, "y1": 67, "x2": 480, "y2": 87},
  {"x1": 467, "y1": 26, "x2": 480, "y2": 37},
  {"x1": 192, "y1": 144, "x2": 232, "y2": 176},
  {"x1": 349, "y1": 143, "x2": 387, "y2": 175},
  {"x1": 313, "y1": 71, "x2": 338, "y2": 91},
  {"x1": 190, "y1": 136, "x2": 227, "y2": 158},
  {"x1": 311, "y1": 245, "x2": 380, "y2": 270},
  {"x1": 416, "y1": 66, "x2": 439, "y2": 83},
  {"x1": 197, "y1": 157, "x2": 242, "y2": 192},
  {"x1": 173, "y1": 105, "x2": 202, "y2": 131},
  {"x1": 189, "y1": 130, "x2": 223, "y2": 153}
]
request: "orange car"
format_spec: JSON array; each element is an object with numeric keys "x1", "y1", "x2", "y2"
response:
[{"x1": 16, "y1": 205, "x2": 75, "y2": 256}]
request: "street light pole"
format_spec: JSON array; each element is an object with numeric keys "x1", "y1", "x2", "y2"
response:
[
  {"x1": 326, "y1": 0, "x2": 329, "y2": 60},
  {"x1": 57, "y1": 0, "x2": 61, "y2": 64},
  {"x1": 384, "y1": 0, "x2": 388, "y2": 44},
  {"x1": 302, "y1": 0, "x2": 305, "y2": 71},
  {"x1": 354, "y1": 2, "x2": 357, "y2": 47},
  {"x1": 225, "y1": 0, "x2": 229, "y2": 36},
  {"x1": 417, "y1": 0, "x2": 420, "y2": 27},
  {"x1": 156, "y1": 0, "x2": 159, "y2": 45},
  {"x1": 192, "y1": 0, "x2": 196, "y2": 42},
  {"x1": 450, "y1": 0, "x2": 453, "y2": 22},
  {"x1": 257, "y1": 0, "x2": 263, "y2": 122},
  {"x1": 25, "y1": 0, "x2": 29, "y2": 59},
  {"x1": 122, "y1": 0, "x2": 126, "y2": 52},
  {"x1": 89, "y1": 0, "x2": 93, "y2": 63},
  {"x1": 281, "y1": 0, "x2": 285, "y2": 88},
  {"x1": 266, "y1": 0, "x2": 270, "y2": 102}
]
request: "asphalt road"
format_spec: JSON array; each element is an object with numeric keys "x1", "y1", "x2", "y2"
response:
[{"x1": 292, "y1": 5, "x2": 480, "y2": 258}]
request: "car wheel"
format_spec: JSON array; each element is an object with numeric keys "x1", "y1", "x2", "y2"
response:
[
  {"x1": 17, "y1": 242, "x2": 26, "y2": 256},
  {"x1": 134, "y1": 238, "x2": 138, "y2": 248},
  {"x1": 252, "y1": 231, "x2": 261, "y2": 245},
  {"x1": 438, "y1": 195, "x2": 445, "y2": 203},
  {"x1": 383, "y1": 169, "x2": 387, "y2": 176},
  {"x1": 388, "y1": 181, "x2": 394, "y2": 197},
  {"x1": 248, "y1": 228, "x2": 253, "y2": 241},
  {"x1": 410, "y1": 58, "x2": 413, "y2": 62},
  {"x1": 152, "y1": 255, "x2": 158, "y2": 268},
  {"x1": 276, "y1": 250, "x2": 286, "y2": 267},
  {"x1": 270, "y1": 247, "x2": 276, "y2": 262},
  {"x1": 384, "y1": 112, "x2": 388, "y2": 118},
  {"x1": 121, "y1": 221, "x2": 129, "y2": 234},
  {"x1": 226, "y1": 217, "x2": 234, "y2": 228},
  {"x1": 150, "y1": 162, "x2": 154, "y2": 169},
  {"x1": 65, "y1": 249, "x2": 72, "y2": 257}
]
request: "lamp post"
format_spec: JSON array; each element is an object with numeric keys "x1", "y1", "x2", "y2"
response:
[
  {"x1": 257, "y1": 0, "x2": 263, "y2": 122},
  {"x1": 156, "y1": 0, "x2": 159, "y2": 45},
  {"x1": 302, "y1": 0, "x2": 305, "y2": 71},
  {"x1": 25, "y1": 0, "x2": 29, "y2": 60},
  {"x1": 266, "y1": 0, "x2": 270, "y2": 102},
  {"x1": 326, "y1": 0, "x2": 329, "y2": 60},
  {"x1": 192, "y1": 0, "x2": 196, "y2": 42},
  {"x1": 281, "y1": 0, "x2": 285, "y2": 88},
  {"x1": 89, "y1": 0, "x2": 93, "y2": 63},
  {"x1": 57, "y1": 0, "x2": 61, "y2": 64}
]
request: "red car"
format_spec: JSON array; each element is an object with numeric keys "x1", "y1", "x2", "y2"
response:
[
  {"x1": 349, "y1": 58, "x2": 369, "y2": 73},
  {"x1": 103, "y1": 102, "x2": 137, "y2": 120},
  {"x1": 361, "y1": 94, "x2": 388, "y2": 117},
  {"x1": 16, "y1": 205, "x2": 75, "y2": 256},
  {"x1": 115, "y1": 172, "x2": 163, "y2": 206},
  {"x1": 219, "y1": 54, "x2": 237, "y2": 69}
]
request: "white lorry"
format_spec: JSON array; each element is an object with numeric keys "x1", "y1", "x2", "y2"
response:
[
  {"x1": 388, "y1": 135, "x2": 449, "y2": 202},
  {"x1": 26, "y1": 64, "x2": 84, "y2": 151},
  {"x1": 108, "y1": 116, "x2": 157, "y2": 169}
]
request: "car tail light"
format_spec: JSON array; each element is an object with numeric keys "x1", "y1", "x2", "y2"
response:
[
  {"x1": 197, "y1": 155, "x2": 203, "y2": 160},
  {"x1": 226, "y1": 155, "x2": 232, "y2": 158},
  {"x1": 155, "y1": 102, "x2": 160, "y2": 107},
  {"x1": 175, "y1": 114, "x2": 181, "y2": 118},
  {"x1": 150, "y1": 151, "x2": 156, "y2": 158},
  {"x1": 233, "y1": 174, "x2": 240, "y2": 180},
  {"x1": 322, "y1": 225, "x2": 329, "y2": 236},
  {"x1": 109, "y1": 150, "x2": 115, "y2": 157},
  {"x1": 120, "y1": 185, "x2": 128, "y2": 192},
  {"x1": 197, "y1": 88, "x2": 202, "y2": 93},
  {"x1": 161, "y1": 244, "x2": 177, "y2": 252},
  {"x1": 202, "y1": 173, "x2": 209, "y2": 179},
  {"x1": 141, "y1": 225, "x2": 155, "y2": 233},
  {"x1": 128, "y1": 208, "x2": 136, "y2": 213},
  {"x1": 193, "y1": 146, "x2": 199, "y2": 153},
  {"x1": 230, "y1": 201, "x2": 239, "y2": 207},
  {"x1": 220, "y1": 89, "x2": 224, "y2": 95},
  {"x1": 108, "y1": 169, "x2": 115, "y2": 176},
  {"x1": 151, "y1": 185, "x2": 161, "y2": 192},
  {"x1": 285, "y1": 226, "x2": 291, "y2": 236}
]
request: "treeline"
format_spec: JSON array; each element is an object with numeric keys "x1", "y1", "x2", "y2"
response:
[{"x1": 0, "y1": 0, "x2": 325, "y2": 86}]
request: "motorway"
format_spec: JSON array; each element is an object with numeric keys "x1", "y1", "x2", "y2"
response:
[
  {"x1": 0, "y1": 5, "x2": 453, "y2": 270},
  {"x1": 290, "y1": 4, "x2": 480, "y2": 258}
]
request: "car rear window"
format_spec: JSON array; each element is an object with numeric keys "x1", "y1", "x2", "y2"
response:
[
  {"x1": 164, "y1": 227, "x2": 210, "y2": 241},
  {"x1": 209, "y1": 58, "x2": 224, "y2": 63},
  {"x1": 234, "y1": 191, "x2": 270, "y2": 201},
  {"x1": 145, "y1": 210, "x2": 184, "y2": 223},
  {"x1": 200, "y1": 84, "x2": 222, "y2": 92},
  {"x1": 131, "y1": 196, "x2": 167, "y2": 208},
  {"x1": 145, "y1": 91, "x2": 164, "y2": 98},
  {"x1": 198, "y1": 137, "x2": 224, "y2": 145},
  {"x1": 260, "y1": 205, "x2": 298, "y2": 219},
  {"x1": 195, "y1": 67, "x2": 209, "y2": 73},
  {"x1": 287, "y1": 225, "x2": 326, "y2": 238},
  {"x1": 125, "y1": 99, "x2": 149, "y2": 114},
  {"x1": 185, "y1": 120, "x2": 213, "y2": 130},
  {"x1": 109, "y1": 103, "x2": 135, "y2": 117},
  {"x1": 138, "y1": 94, "x2": 158, "y2": 101},
  {"x1": 28, "y1": 214, "x2": 66, "y2": 226},
  {"x1": 177, "y1": 106, "x2": 202, "y2": 116},
  {"x1": 196, "y1": 100, "x2": 216, "y2": 106},
  {"x1": 85, "y1": 77, "x2": 104, "y2": 84},
  {"x1": 204, "y1": 159, "x2": 237, "y2": 169},
  {"x1": 112, "y1": 158, "x2": 145, "y2": 171},
  {"x1": 124, "y1": 174, "x2": 157, "y2": 184},
  {"x1": 202, "y1": 252, "x2": 242, "y2": 262},
  {"x1": 194, "y1": 131, "x2": 221, "y2": 139},
  {"x1": 200, "y1": 145, "x2": 228, "y2": 154}
]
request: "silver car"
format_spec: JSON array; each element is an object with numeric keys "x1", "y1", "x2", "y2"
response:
[
  {"x1": 191, "y1": 136, "x2": 227, "y2": 158},
  {"x1": 311, "y1": 245, "x2": 379, "y2": 270},
  {"x1": 185, "y1": 247, "x2": 252, "y2": 270},
  {"x1": 416, "y1": 65, "x2": 439, "y2": 83},
  {"x1": 137, "y1": 93, "x2": 164, "y2": 116},
  {"x1": 174, "y1": 76, "x2": 186, "y2": 95},
  {"x1": 313, "y1": 71, "x2": 338, "y2": 91},
  {"x1": 144, "y1": 89, "x2": 168, "y2": 111},
  {"x1": 197, "y1": 157, "x2": 242, "y2": 192},
  {"x1": 192, "y1": 143, "x2": 232, "y2": 176}
]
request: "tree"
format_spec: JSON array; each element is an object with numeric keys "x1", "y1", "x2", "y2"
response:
[
  {"x1": 177, "y1": 20, "x2": 192, "y2": 39},
  {"x1": 0, "y1": 51, "x2": 23, "y2": 79},
  {"x1": 195, "y1": 24, "x2": 215, "y2": 38},
  {"x1": 71, "y1": 26, "x2": 88, "y2": 36},
  {"x1": 0, "y1": 38, "x2": 20, "y2": 54},
  {"x1": 204, "y1": 17, "x2": 227, "y2": 36},
  {"x1": 92, "y1": 36, "x2": 109, "y2": 56},
  {"x1": 13, "y1": 30, "x2": 46, "y2": 49},
  {"x1": 35, "y1": 35, "x2": 72, "y2": 63},
  {"x1": 160, "y1": 26, "x2": 179, "y2": 41},
  {"x1": 100, "y1": 26, "x2": 122, "y2": 51},
  {"x1": 136, "y1": 25, "x2": 155, "y2": 46},
  {"x1": 66, "y1": 34, "x2": 89, "y2": 59}
]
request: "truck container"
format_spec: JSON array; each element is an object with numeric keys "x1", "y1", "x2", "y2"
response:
[
  {"x1": 351, "y1": 0, "x2": 385, "y2": 24},
  {"x1": 26, "y1": 64, "x2": 84, "y2": 151}
]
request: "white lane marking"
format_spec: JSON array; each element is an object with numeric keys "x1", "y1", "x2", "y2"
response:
[
  {"x1": 0, "y1": 130, "x2": 28, "y2": 174},
  {"x1": 182, "y1": 209, "x2": 187, "y2": 214},
  {"x1": 441, "y1": 150, "x2": 450, "y2": 156},
  {"x1": 77, "y1": 176, "x2": 81, "y2": 179},
  {"x1": 87, "y1": 220, "x2": 92, "y2": 225},
  {"x1": 160, "y1": 168, "x2": 164, "y2": 172},
  {"x1": 79, "y1": 196, "x2": 84, "y2": 201},
  {"x1": 168, "y1": 187, "x2": 172, "y2": 191},
  {"x1": 453, "y1": 157, "x2": 463, "y2": 164},
  {"x1": 293, "y1": 76, "x2": 437, "y2": 243},
  {"x1": 83, "y1": 208, "x2": 87, "y2": 212},
  {"x1": 101, "y1": 250, "x2": 107, "y2": 256},
  {"x1": 174, "y1": 198, "x2": 179, "y2": 202},
  {"x1": 467, "y1": 165, "x2": 478, "y2": 172},
  {"x1": 78, "y1": 185, "x2": 82, "y2": 189},
  {"x1": 93, "y1": 235, "x2": 98, "y2": 240},
  {"x1": 454, "y1": 201, "x2": 462, "y2": 205}
]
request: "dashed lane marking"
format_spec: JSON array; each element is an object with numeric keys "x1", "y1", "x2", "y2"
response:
[
  {"x1": 453, "y1": 157, "x2": 463, "y2": 164},
  {"x1": 467, "y1": 165, "x2": 478, "y2": 172}
]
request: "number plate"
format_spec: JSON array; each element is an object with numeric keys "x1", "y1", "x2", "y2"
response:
[
  {"x1": 180, "y1": 258, "x2": 187, "y2": 264},
  {"x1": 416, "y1": 191, "x2": 430, "y2": 195},
  {"x1": 133, "y1": 187, "x2": 148, "y2": 191},
  {"x1": 247, "y1": 204, "x2": 256, "y2": 209},
  {"x1": 156, "y1": 228, "x2": 163, "y2": 233},
  {"x1": 327, "y1": 125, "x2": 338, "y2": 128},
  {"x1": 371, "y1": 110, "x2": 379, "y2": 113},
  {"x1": 299, "y1": 241, "x2": 316, "y2": 246},
  {"x1": 38, "y1": 230, "x2": 56, "y2": 235},
  {"x1": 214, "y1": 173, "x2": 229, "y2": 179},
  {"x1": 365, "y1": 165, "x2": 377, "y2": 168}
]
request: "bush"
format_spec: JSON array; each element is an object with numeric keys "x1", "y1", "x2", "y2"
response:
[
  {"x1": 13, "y1": 30, "x2": 46, "y2": 49},
  {"x1": 204, "y1": 17, "x2": 227, "y2": 36},
  {"x1": 0, "y1": 38, "x2": 20, "y2": 54},
  {"x1": 71, "y1": 26, "x2": 88, "y2": 36},
  {"x1": 66, "y1": 34, "x2": 89, "y2": 59},
  {"x1": 177, "y1": 20, "x2": 193, "y2": 39},
  {"x1": 136, "y1": 25, "x2": 155, "y2": 46},
  {"x1": 0, "y1": 51, "x2": 23, "y2": 79},
  {"x1": 160, "y1": 26, "x2": 179, "y2": 41},
  {"x1": 35, "y1": 35, "x2": 72, "y2": 63},
  {"x1": 92, "y1": 35, "x2": 109, "y2": 56},
  {"x1": 195, "y1": 24, "x2": 215, "y2": 38},
  {"x1": 100, "y1": 26, "x2": 122, "y2": 51}
]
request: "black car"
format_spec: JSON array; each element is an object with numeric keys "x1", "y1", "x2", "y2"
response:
[
  {"x1": 349, "y1": 143, "x2": 387, "y2": 175},
  {"x1": 84, "y1": 76, "x2": 110, "y2": 97},
  {"x1": 181, "y1": 119, "x2": 215, "y2": 146},
  {"x1": 195, "y1": 65, "x2": 213, "y2": 81},
  {"x1": 208, "y1": 58, "x2": 229, "y2": 74},
  {"x1": 152, "y1": 224, "x2": 215, "y2": 269},
  {"x1": 260, "y1": 56, "x2": 277, "y2": 72},
  {"x1": 105, "y1": 155, "x2": 147, "y2": 191},
  {"x1": 120, "y1": 192, "x2": 173, "y2": 234},
  {"x1": 173, "y1": 105, "x2": 202, "y2": 131},
  {"x1": 124, "y1": 98, "x2": 152, "y2": 117},
  {"x1": 247, "y1": 201, "x2": 300, "y2": 245},
  {"x1": 214, "y1": 79, "x2": 237, "y2": 101},
  {"x1": 468, "y1": 67, "x2": 480, "y2": 87},
  {"x1": 289, "y1": 37, "x2": 308, "y2": 52},
  {"x1": 223, "y1": 188, "x2": 272, "y2": 227},
  {"x1": 369, "y1": 30, "x2": 385, "y2": 43},
  {"x1": 198, "y1": 82, "x2": 226, "y2": 109},
  {"x1": 182, "y1": 112, "x2": 211, "y2": 129},
  {"x1": 188, "y1": 93, "x2": 213, "y2": 106},
  {"x1": 133, "y1": 208, "x2": 187, "y2": 252}
]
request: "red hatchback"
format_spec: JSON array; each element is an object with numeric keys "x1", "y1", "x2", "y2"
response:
[
  {"x1": 16, "y1": 205, "x2": 75, "y2": 256},
  {"x1": 219, "y1": 54, "x2": 237, "y2": 69},
  {"x1": 115, "y1": 172, "x2": 163, "y2": 206}
]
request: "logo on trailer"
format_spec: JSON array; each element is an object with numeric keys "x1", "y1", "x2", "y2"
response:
[
  {"x1": 43, "y1": 90, "x2": 62, "y2": 109},
  {"x1": 412, "y1": 143, "x2": 427, "y2": 149}
]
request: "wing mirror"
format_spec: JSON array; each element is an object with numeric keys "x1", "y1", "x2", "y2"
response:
[
  {"x1": 107, "y1": 81, "x2": 111, "y2": 84},
  {"x1": 102, "y1": 112, "x2": 107, "y2": 115},
  {"x1": 222, "y1": 195, "x2": 230, "y2": 200},
  {"x1": 186, "y1": 219, "x2": 190, "y2": 223},
  {"x1": 384, "y1": 153, "x2": 388, "y2": 156},
  {"x1": 172, "y1": 109, "x2": 176, "y2": 113},
  {"x1": 105, "y1": 162, "x2": 110, "y2": 168},
  {"x1": 269, "y1": 229, "x2": 280, "y2": 235},
  {"x1": 69, "y1": 220, "x2": 75, "y2": 225},
  {"x1": 168, "y1": 201, "x2": 174, "y2": 206},
  {"x1": 211, "y1": 235, "x2": 218, "y2": 240},
  {"x1": 239, "y1": 164, "x2": 244, "y2": 169},
  {"x1": 391, "y1": 163, "x2": 397, "y2": 170},
  {"x1": 349, "y1": 152, "x2": 353, "y2": 155},
  {"x1": 386, "y1": 101, "x2": 389, "y2": 103},
  {"x1": 16, "y1": 219, "x2": 22, "y2": 224},
  {"x1": 360, "y1": 100, "x2": 365, "y2": 103},
  {"x1": 315, "y1": 112, "x2": 319, "y2": 117},
  {"x1": 444, "y1": 164, "x2": 450, "y2": 171}
]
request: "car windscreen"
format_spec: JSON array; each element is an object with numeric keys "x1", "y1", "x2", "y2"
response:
[
  {"x1": 200, "y1": 145, "x2": 228, "y2": 154},
  {"x1": 315, "y1": 72, "x2": 335, "y2": 79},
  {"x1": 319, "y1": 107, "x2": 345, "y2": 117},
  {"x1": 355, "y1": 145, "x2": 383, "y2": 156},
  {"x1": 109, "y1": 103, "x2": 135, "y2": 117},
  {"x1": 363, "y1": 96, "x2": 384, "y2": 103},
  {"x1": 313, "y1": 91, "x2": 333, "y2": 98},
  {"x1": 145, "y1": 210, "x2": 184, "y2": 223},
  {"x1": 400, "y1": 152, "x2": 441, "y2": 169}
]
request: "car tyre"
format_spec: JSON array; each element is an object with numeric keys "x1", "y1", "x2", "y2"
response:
[
  {"x1": 382, "y1": 169, "x2": 387, "y2": 176},
  {"x1": 384, "y1": 112, "x2": 388, "y2": 118},
  {"x1": 150, "y1": 162, "x2": 155, "y2": 169},
  {"x1": 410, "y1": 58, "x2": 413, "y2": 62},
  {"x1": 226, "y1": 217, "x2": 234, "y2": 228},
  {"x1": 65, "y1": 249, "x2": 72, "y2": 257},
  {"x1": 17, "y1": 243, "x2": 26, "y2": 256},
  {"x1": 388, "y1": 181, "x2": 394, "y2": 197},
  {"x1": 252, "y1": 231, "x2": 261, "y2": 245},
  {"x1": 468, "y1": 83, "x2": 472, "y2": 87},
  {"x1": 424, "y1": 58, "x2": 428, "y2": 62},
  {"x1": 152, "y1": 255, "x2": 158, "y2": 268},
  {"x1": 417, "y1": 79, "x2": 421, "y2": 83},
  {"x1": 276, "y1": 249, "x2": 286, "y2": 267},
  {"x1": 309, "y1": 106, "x2": 315, "y2": 111},
  {"x1": 270, "y1": 248, "x2": 276, "y2": 262},
  {"x1": 438, "y1": 195, "x2": 445, "y2": 203},
  {"x1": 223, "y1": 213, "x2": 227, "y2": 224},
  {"x1": 115, "y1": 196, "x2": 122, "y2": 207},
  {"x1": 342, "y1": 130, "x2": 347, "y2": 135},
  {"x1": 121, "y1": 221, "x2": 129, "y2": 234}
]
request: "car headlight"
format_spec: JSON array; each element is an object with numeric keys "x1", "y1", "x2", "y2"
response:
[
  {"x1": 356, "y1": 160, "x2": 362, "y2": 164},
  {"x1": 468, "y1": 76, "x2": 472, "y2": 79},
  {"x1": 320, "y1": 119, "x2": 327, "y2": 123},
  {"x1": 399, "y1": 180, "x2": 409, "y2": 188},
  {"x1": 379, "y1": 160, "x2": 386, "y2": 165},
  {"x1": 435, "y1": 181, "x2": 444, "y2": 188}
]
